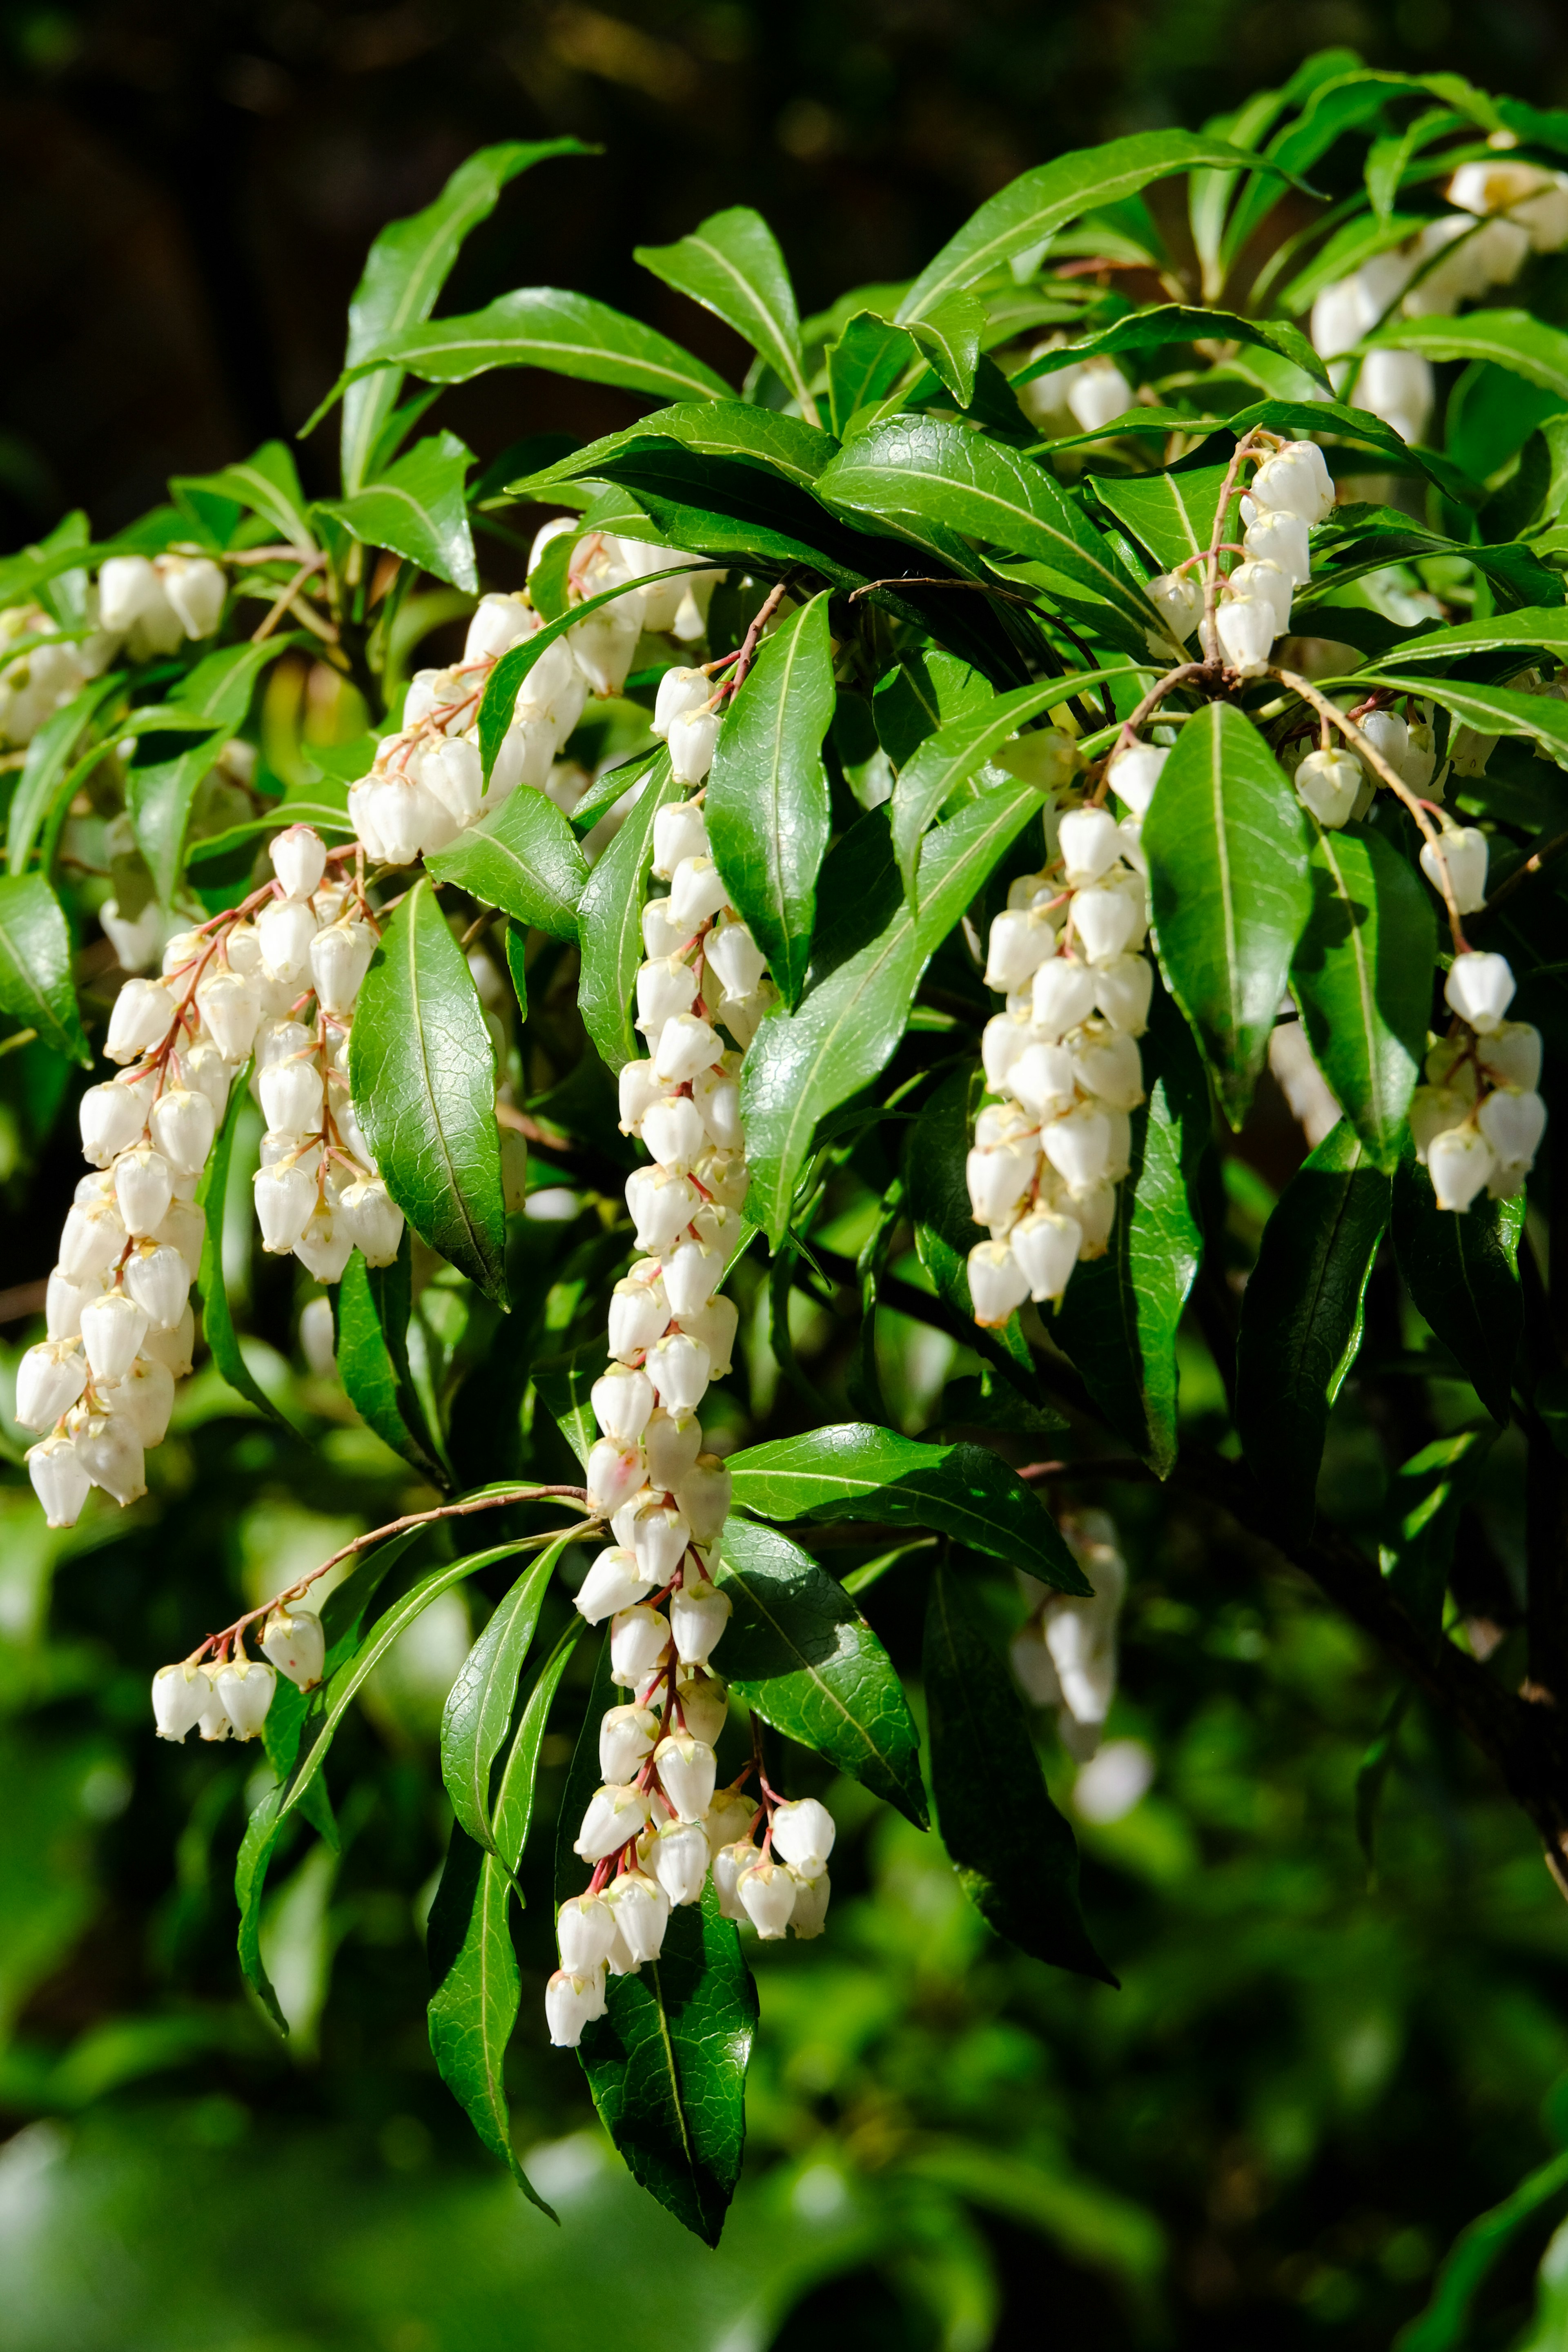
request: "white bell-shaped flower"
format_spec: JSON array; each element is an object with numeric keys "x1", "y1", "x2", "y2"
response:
[
  {"x1": 691, "y1": 1144, "x2": 748, "y2": 1212},
  {"x1": 294, "y1": 1206, "x2": 354, "y2": 1284},
  {"x1": 261, "y1": 1606, "x2": 325, "y2": 1689},
  {"x1": 1478, "y1": 1088, "x2": 1546, "y2": 1168},
  {"x1": 58, "y1": 1198, "x2": 127, "y2": 1281},
  {"x1": 1226, "y1": 558, "x2": 1292, "y2": 637},
  {"x1": 630, "y1": 1500, "x2": 691, "y2": 1586},
  {"x1": 257, "y1": 898, "x2": 319, "y2": 986},
  {"x1": 618, "y1": 1058, "x2": 666, "y2": 1136},
  {"x1": 655, "y1": 1730, "x2": 717, "y2": 1823},
  {"x1": 114, "y1": 1145, "x2": 174, "y2": 1238},
  {"x1": 737, "y1": 1855, "x2": 797, "y2": 1938},
  {"x1": 337, "y1": 1179, "x2": 404, "y2": 1268},
  {"x1": 80, "y1": 1078, "x2": 152, "y2": 1166},
  {"x1": 575, "y1": 1780, "x2": 652, "y2": 1863},
  {"x1": 675, "y1": 1667, "x2": 728, "y2": 1747},
  {"x1": 662, "y1": 1239, "x2": 722, "y2": 1320},
  {"x1": 261, "y1": 1058, "x2": 325, "y2": 1136},
  {"x1": 1009, "y1": 1207, "x2": 1084, "y2": 1304},
  {"x1": 253, "y1": 1161, "x2": 318, "y2": 1253},
  {"x1": 652, "y1": 667, "x2": 711, "y2": 739},
  {"x1": 654, "y1": 1011, "x2": 724, "y2": 1087},
  {"x1": 789, "y1": 1867, "x2": 831, "y2": 1938},
  {"x1": 569, "y1": 598, "x2": 643, "y2": 699},
  {"x1": 1058, "y1": 805, "x2": 1125, "y2": 887},
  {"x1": 16, "y1": 1339, "x2": 87, "y2": 1432},
  {"x1": 966, "y1": 1140, "x2": 1036, "y2": 1228},
  {"x1": 1242, "y1": 506, "x2": 1311, "y2": 587},
  {"x1": 1477, "y1": 1023, "x2": 1542, "y2": 1094},
  {"x1": 608, "y1": 1274, "x2": 671, "y2": 1362},
  {"x1": 642, "y1": 1093, "x2": 708, "y2": 1172},
  {"x1": 770, "y1": 1795, "x2": 835, "y2": 1874},
  {"x1": 555, "y1": 1895, "x2": 617, "y2": 1980},
  {"x1": 1091, "y1": 954, "x2": 1153, "y2": 1036},
  {"x1": 152, "y1": 1659, "x2": 208, "y2": 1742},
  {"x1": 691, "y1": 1061, "x2": 742, "y2": 1149},
  {"x1": 586, "y1": 1440, "x2": 651, "y2": 1517},
  {"x1": 592, "y1": 1367, "x2": 655, "y2": 1448},
  {"x1": 80, "y1": 1290, "x2": 149, "y2": 1384},
  {"x1": 1419, "y1": 828, "x2": 1488, "y2": 915},
  {"x1": 668, "y1": 854, "x2": 730, "y2": 931},
  {"x1": 994, "y1": 726, "x2": 1080, "y2": 791},
  {"x1": 27, "y1": 1432, "x2": 92, "y2": 1526},
  {"x1": 1032, "y1": 957, "x2": 1098, "y2": 1040},
  {"x1": 1294, "y1": 748, "x2": 1362, "y2": 829},
  {"x1": 668, "y1": 706, "x2": 720, "y2": 785},
  {"x1": 606, "y1": 1867, "x2": 669, "y2": 1963},
  {"x1": 72, "y1": 1408, "x2": 146, "y2": 1506},
  {"x1": 1250, "y1": 441, "x2": 1334, "y2": 523},
  {"x1": 545, "y1": 1967, "x2": 606, "y2": 2046},
  {"x1": 713, "y1": 1836, "x2": 760, "y2": 1921},
  {"x1": 196, "y1": 969, "x2": 262, "y2": 1062},
  {"x1": 1069, "y1": 883, "x2": 1141, "y2": 967},
  {"x1": 705, "y1": 1791, "x2": 756, "y2": 1861},
  {"x1": 270, "y1": 823, "x2": 328, "y2": 902},
  {"x1": 1041, "y1": 1104, "x2": 1113, "y2": 1187},
  {"x1": 984, "y1": 907, "x2": 1056, "y2": 994},
  {"x1": 609, "y1": 1605, "x2": 673, "y2": 1689},
  {"x1": 647, "y1": 1330, "x2": 711, "y2": 1416},
  {"x1": 310, "y1": 920, "x2": 376, "y2": 1016},
  {"x1": 653, "y1": 799, "x2": 710, "y2": 879},
  {"x1": 123, "y1": 1241, "x2": 190, "y2": 1331},
  {"x1": 650, "y1": 1818, "x2": 710, "y2": 1907},
  {"x1": 706, "y1": 921, "x2": 766, "y2": 1002},
  {"x1": 1145, "y1": 571, "x2": 1202, "y2": 644},
  {"x1": 636, "y1": 956, "x2": 696, "y2": 1040},
  {"x1": 626, "y1": 1166, "x2": 699, "y2": 1255},
  {"x1": 148, "y1": 1086, "x2": 216, "y2": 1177},
  {"x1": 104, "y1": 976, "x2": 172, "y2": 1065},
  {"x1": 1105, "y1": 742, "x2": 1168, "y2": 817},
  {"x1": 968, "y1": 1240, "x2": 1029, "y2": 1327},
  {"x1": 1215, "y1": 594, "x2": 1276, "y2": 677},
  {"x1": 599, "y1": 1702, "x2": 659, "y2": 1784},
  {"x1": 212, "y1": 1655, "x2": 276, "y2": 1740},
  {"x1": 106, "y1": 1357, "x2": 174, "y2": 1447},
  {"x1": 673, "y1": 1455, "x2": 731, "y2": 1545},
  {"x1": 1071, "y1": 1024, "x2": 1144, "y2": 1111},
  {"x1": 645, "y1": 1405, "x2": 702, "y2": 1489},
  {"x1": 162, "y1": 555, "x2": 227, "y2": 639},
  {"x1": 1445, "y1": 951, "x2": 1515, "y2": 1034},
  {"x1": 1008, "y1": 1042, "x2": 1077, "y2": 1124},
  {"x1": 1428, "y1": 1123, "x2": 1495, "y2": 1211},
  {"x1": 678, "y1": 1293, "x2": 738, "y2": 1379},
  {"x1": 46, "y1": 1267, "x2": 106, "y2": 1341},
  {"x1": 670, "y1": 1575, "x2": 731, "y2": 1666}
]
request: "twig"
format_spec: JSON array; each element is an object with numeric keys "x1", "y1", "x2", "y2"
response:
[
  {"x1": 719, "y1": 575, "x2": 796, "y2": 701},
  {"x1": 250, "y1": 555, "x2": 327, "y2": 644}
]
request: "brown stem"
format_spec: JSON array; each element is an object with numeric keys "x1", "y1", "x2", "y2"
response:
[
  {"x1": 720, "y1": 577, "x2": 795, "y2": 702},
  {"x1": 1200, "y1": 428, "x2": 1275, "y2": 664}
]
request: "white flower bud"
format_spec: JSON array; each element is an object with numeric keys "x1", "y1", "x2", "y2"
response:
[
  {"x1": 146, "y1": 1086, "x2": 214, "y2": 1178},
  {"x1": 80, "y1": 1079, "x2": 151, "y2": 1165},
  {"x1": 788, "y1": 1866, "x2": 831, "y2": 1938},
  {"x1": 1428, "y1": 1124, "x2": 1496, "y2": 1212},
  {"x1": 967, "y1": 1238, "x2": 1030, "y2": 1326},
  {"x1": 655, "y1": 1730, "x2": 717, "y2": 1823},
  {"x1": 1419, "y1": 828, "x2": 1488, "y2": 915},
  {"x1": 630, "y1": 1501, "x2": 691, "y2": 1587},
  {"x1": 16, "y1": 1338, "x2": 87, "y2": 1432},
  {"x1": 310, "y1": 920, "x2": 376, "y2": 1016},
  {"x1": 966, "y1": 1141, "x2": 1036, "y2": 1228},
  {"x1": 714, "y1": 1836, "x2": 759, "y2": 1920},
  {"x1": 770, "y1": 1795, "x2": 835, "y2": 1873},
  {"x1": 592, "y1": 1367, "x2": 655, "y2": 1448},
  {"x1": 1069, "y1": 884, "x2": 1140, "y2": 967},
  {"x1": 647, "y1": 1331, "x2": 711, "y2": 1417},
  {"x1": 1031, "y1": 957, "x2": 1099, "y2": 1040},
  {"x1": 1479, "y1": 1088, "x2": 1546, "y2": 1169},
  {"x1": 260, "y1": 1058, "x2": 325, "y2": 1136},
  {"x1": 668, "y1": 855, "x2": 730, "y2": 932},
  {"x1": 1009, "y1": 1207, "x2": 1083, "y2": 1304},
  {"x1": 650, "y1": 1819, "x2": 710, "y2": 1907},
  {"x1": 673, "y1": 1456, "x2": 731, "y2": 1545},
  {"x1": 196, "y1": 969, "x2": 262, "y2": 1061},
  {"x1": 1071, "y1": 1024, "x2": 1144, "y2": 1111},
  {"x1": 260, "y1": 1606, "x2": 325, "y2": 1690},
  {"x1": 270, "y1": 825, "x2": 327, "y2": 902},
  {"x1": 336, "y1": 1178, "x2": 403, "y2": 1268},
  {"x1": 1215, "y1": 595, "x2": 1276, "y2": 677},
  {"x1": 152, "y1": 1659, "x2": 207, "y2": 1741},
  {"x1": 653, "y1": 1011, "x2": 724, "y2": 1088},
  {"x1": 653, "y1": 1571, "x2": 728, "y2": 1675},
  {"x1": 626, "y1": 1166, "x2": 699, "y2": 1256},
  {"x1": 610, "y1": 1605, "x2": 674, "y2": 1690},
  {"x1": 677, "y1": 1293, "x2": 737, "y2": 1379},
  {"x1": 575, "y1": 1780, "x2": 652, "y2": 1862},
  {"x1": 1008, "y1": 1042, "x2": 1077, "y2": 1124},
  {"x1": 705, "y1": 921, "x2": 766, "y2": 1003},
  {"x1": 1477, "y1": 1022, "x2": 1541, "y2": 1094},
  {"x1": 1446, "y1": 951, "x2": 1515, "y2": 1034},
  {"x1": 994, "y1": 726, "x2": 1080, "y2": 791},
  {"x1": 1041, "y1": 1104, "x2": 1112, "y2": 1187},
  {"x1": 72, "y1": 1408, "x2": 146, "y2": 1506},
  {"x1": 27, "y1": 1431, "x2": 92, "y2": 1526},
  {"x1": 984, "y1": 907, "x2": 1056, "y2": 994},
  {"x1": 1250, "y1": 441, "x2": 1334, "y2": 523},
  {"x1": 80, "y1": 1290, "x2": 149, "y2": 1384},
  {"x1": 586, "y1": 1440, "x2": 651, "y2": 1517},
  {"x1": 545, "y1": 1966, "x2": 606, "y2": 2046},
  {"x1": 1293, "y1": 748, "x2": 1362, "y2": 829},
  {"x1": 642, "y1": 1093, "x2": 708, "y2": 1172},
  {"x1": 668, "y1": 706, "x2": 720, "y2": 785},
  {"x1": 636, "y1": 956, "x2": 697, "y2": 1042},
  {"x1": 576, "y1": 1548, "x2": 653, "y2": 1626},
  {"x1": 675, "y1": 1667, "x2": 727, "y2": 1747},
  {"x1": 606, "y1": 1867, "x2": 669, "y2": 1962},
  {"x1": 1058, "y1": 806, "x2": 1124, "y2": 886},
  {"x1": 645, "y1": 1405, "x2": 702, "y2": 1489},
  {"x1": 253, "y1": 1161, "x2": 318, "y2": 1253},
  {"x1": 114, "y1": 1145, "x2": 174, "y2": 1238},
  {"x1": 608, "y1": 1275, "x2": 671, "y2": 1363},
  {"x1": 105, "y1": 976, "x2": 172, "y2": 1064},
  {"x1": 294, "y1": 1206, "x2": 353, "y2": 1284},
  {"x1": 653, "y1": 800, "x2": 710, "y2": 880},
  {"x1": 108, "y1": 1355, "x2": 175, "y2": 1446},
  {"x1": 1242, "y1": 506, "x2": 1311, "y2": 587},
  {"x1": 737, "y1": 1855, "x2": 797, "y2": 1938},
  {"x1": 652, "y1": 667, "x2": 711, "y2": 739},
  {"x1": 122, "y1": 1241, "x2": 191, "y2": 1332},
  {"x1": 1146, "y1": 571, "x2": 1202, "y2": 644},
  {"x1": 618, "y1": 1060, "x2": 666, "y2": 1136},
  {"x1": 161, "y1": 554, "x2": 227, "y2": 639},
  {"x1": 599, "y1": 1702, "x2": 659, "y2": 1784}
]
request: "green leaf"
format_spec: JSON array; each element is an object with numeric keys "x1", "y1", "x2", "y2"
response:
[
  {"x1": 923, "y1": 1564, "x2": 1114, "y2": 1983},
  {"x1": 555, "y1": 1633, "x2": 755, "y2": 2246},
  {"x1": 897, "y1": 129, "x2": 1287, "y2": 323},
  {"x1": 816, "y1": 416, "x2": 1155, "y2": 637},
  {"x1": 1290, "y1": 826, "x2": 1433, "y2": 1170},
  {"x1": 714, "y1": 1516, "x2": 927, "y2": 1825},
  {"x1": 1391, "y1": 1156, "x2": 1524, "y2": 1426},
  {"x1": 335, "y1": 287, "x2": 728, "y2": 412},
  {"x1": 728, "y1": 1422, "x2": 1089, "y2": 1594},
  {"x1": 1089, "y1": 463, "x2": 1231, "y2": 576},
  {"x1": 340, "y1": 140, "x2": 590, "y2": 494},
  {"x1": 576, "y1": 751, "x2": 682, "y2": 1071},
  {"x1": 1395, "y1": 2147, "x2": 1568, "y2": 2352},
  {"x1": 532, "y1": 1338, "x2": 606, "y2": 1473},
  {"x1": 1144, "y1": 701, "x2": 1313, "y2": 1128},
  {"x1": 506, "y1": 401, "x2": 837, "y2": 497},
  {"x1": 826, "y1": 312, "x2": 920, "y2": 435},
  {"x1": 476, "y1": 584, "x2": 670, "y2": 783},
  {"x1": 0, "y1": 874, "x2": 89, "y2": 1065},
  {"x1": 1014, "y1": 303, "x2": 1330, "y2": 394},
  {"x1": 740, "y1": 784, "x2": 1047, "y2": 1242},
  {"x1": 319, "y1": 429, "x2": 477, "y2": 593},
  {"x1": 441, "y1": 1535, "x2": 572, "y2": 1850},
  {"x1": 195, "y1": 1070, "x2": 298, "y2": 1432},
  {"x1": 126, "y1": 639, "x2": 297, "y2": 901},
  {"x1": 1331, "y1": 607, "x2": 1568, "y2": 669},
  {"x1": 1236, "y1": 1121, "x2": 1391, "y2": 1520},
  {"x1": 871, "y1": 646, "x2": 993, "y2": 772},
  {"x1": 170, "y1": 441, "x2": 314, "y2": 550},
  {"x1": 636, "y1": 207, "x2": 811, "y2": 414},
  {"x1": 1344, "y1": 672, "x2": 1568, "y2": 765},
  {"x1": 1053, "y1": 1003, "x2": 1207, "y2": 1478},
  {"x1": 1378, "y1": 1428, "x2": 1494, "y2": 1640},
  {"x1": 7, "y1": 673, "x2": 124, "y2": 875},
  {"x1": 424, "y1": 785, "x2": 589, "y2": 942},
  {"x1": 333, "y1": 1234, "x2": 447, "y2": 1483},
  {"x1": 909, "y1": 290, "x2": 988, "y2": 406},
  {"x1": 1363, "y1": 309, "x2": 1568, "y2": 404},
  {"x1": 350, "y1": 878, "x2": 508, "y2": 1303},
  {"x1": 425, "y1": 1827, "x2": 556, "y2": 2218},
  {"x1": 890, "y1": 664, "x2": 1145, "y2": 905},
  {"x1": 492, "y1": 1618, "x2": 584, "y2": 1871},
  {"x1": 704, "y1": 592, "x2": 834, "y2": 1007}
]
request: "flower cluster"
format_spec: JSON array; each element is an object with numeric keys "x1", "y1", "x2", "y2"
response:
[
  {"x1": 1145, "y1": 439, "x2": 1337, "y2": 679},
  {"x1": 1311, "y1": 148, "x2": 1568, "y2": 444},
  {"x1": 149, "y1": 1600, "x2": 326, "y2": 1746},
  {"x1": 0, "y1": 550, "x2": 228, "y2": 749},
  {"x1": 1412, "y1": 947, "x2": 1546, "y2": 1209},
  {"x1": 21, "y1": 824, "x2": 401, "y2": 1531},
  {"x1": 1286, "y1": 691, "x2": 1441, "y2": 830},
  {"x1": 547, "y1": 678, "x2": 829, "y2": 2050},
  {"x1": 1016, "y1": 344, "x2": 1136, "y2": 438},
  {"x1": 966, "y1": 737, "x2": 1156, "y2": 1327},
  {"x1": 1010, "y1": 1510, "x2": 1127, "y2": 1761}
]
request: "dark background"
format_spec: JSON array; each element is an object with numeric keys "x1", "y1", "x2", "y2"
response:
[{"x1": 3, "y1": 0, "x2": 1568, "y2": 548}]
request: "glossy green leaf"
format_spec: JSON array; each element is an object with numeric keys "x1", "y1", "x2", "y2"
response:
[
  {"x1": 714, "y1": 1516, "x2": 927, "y2": 1825},
  {"x1": 126, "y1": 639, "x2": 296, "y2": 901},
  {"x1": 441, "y1": 1535, "x2": 572, "y2": 1850},
  {"x1": 0, "y1": 873, "x2": 89, "y2": 1065},
  {"x1": 897, "y1": 129, "x2": 1285, "y2": 323},
  {"x1": 705, "y1": 592, "x2": 834, "y2": 1007},
  {"x1": 1396, "y1": 2149, "x2": 1568, "y2": 2352},
  {"x1": 492, "y1": 1618, "x2": 584, "y2": 1870},
  {"x1": 871, "y1": 646, "x2": 992, "y2": 772},
  {"x1": 333, "y1": 1234, "x2": 447, "y2": 1483},
  {"x1": 890, "y1": 664, "x2": 1144, "y2": 904},
  {"x1": 728, "y1": 1422, "x2": 1089, "y2": 1594},
  {"x1": 1379, "y1": 1428, "x2": 1494, "y2": 1641},
  {"x1": 1291, "y1": 825, "x2": 1433, "y2": 1170},
  {"x1": 506, "y1": 401, "x2": 837, "y2": 497},
  {"x1": 424, "y1": 785, "x2": 590, "y2": 942},
  {"x1": 1363, "y1": 310, "x2": 1568, "y2": 403},
  {"x1": 910, "y1": 290, "x2": 987, "y2": 406},
  {"x1": 340, "y1": 140, "x2": 590, "y2": 493},
  {"x1": 170, "y1": 441, "x2": 314, "y2": 550},
  {"x1": 476, "y1": 583, "x2": 671, "y2": 782},
  {"x1": 576, "y1": 751, "x2": 682, "y2": 1071},
  {"x1": 1391, "y1": 1156, "x2": 1524, "y2": 1425},
  {"x1": 350, "y1": 878, "x2": 508, "y2": 1303},
  {"x1": 319, "y1": 429, "x2": 477, "y2": 594},
  {"x1": 637, "y1": 207, "x2": 811, "y2": 413},
  {"x1": 532, "y1": 1337, "x2": 607, "y2": 1473},
  {"x1": 816, "y1": 416, "x2": 1155, "y2": 635},
  {"x1": 826, "y1": 312, "x2": 919, "y2": 435},
  {"x1": 923, "y1": 1564, "x2": 1114, "y2": 1983},
  {"x1": 1144, "y1": 701, "x2": 1313, "y2": 1128},
  {"x1": 741, "y1": 784, "x2": 1046, "y2": 1243},
  {"x1": 1236, "y1": 1121, "x2": 1390, "y2": 1519},
  {"x1": 1053, "y1": 1003, "x2": 1207, "y2": 1478},
  {"x1": 1305, "y1": 514, "x2": 1559, "y2": 615},
  {"x1": 1089, "y1": 463, "x2": 1231, "y2": 577},
  {"x1": 195, "y1": 1070, "x2": 298, "y2": 1432},
  {"x1": 555, "y1": 1633, "x2": 755, "y2": 2246},
  {"x1": 1330, "y1": 606, "x2": 1568, "y2": 668},
  {"x1": 7, "y1": 673, "x2": 124, "y2": 874},
  {"x1": 1014, "y1": 304, "x2": 1330, "y2": 394},
  {"x1": 425, "y1": 1827, "x2": 555, "y2": 2217}
]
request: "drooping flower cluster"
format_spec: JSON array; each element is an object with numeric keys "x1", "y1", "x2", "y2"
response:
[
  {"x1": 22, "y1": 824, "x2": 401, "y2": 1534},
  {"x1": 1010, "y1": 1510, "x2": 1127, "y2": 1761},
  {"x1": 966, "y1": 738, "x2": 1156, "y2": 1328},
  {"x1": 546, "y1": 673, "x2": 829, "y2": 2049},
  {"x1": 1286, "y1": 692, "x2": 1441, "y2": 831},
  {"x1": 0, "y1": 551, "x2": 228, "y2": 749},
  {"x1": 149, "y1": 1599, "x2": 326, "y2": 1747},
  {"x1": 1412, "y1": 947, "x2": 1546, "y2": 1209},
  {"x1": 1145, "y1": 438, "x2": 1337, "y2": 680},
  {"x1": 1311, "y1": 147, "x2": 1568, "y2": 444}
]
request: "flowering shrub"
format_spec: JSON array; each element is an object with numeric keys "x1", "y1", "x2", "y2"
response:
[{"x1": 5, "y1": 67, "x2": 1568, "y2": 2238}]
